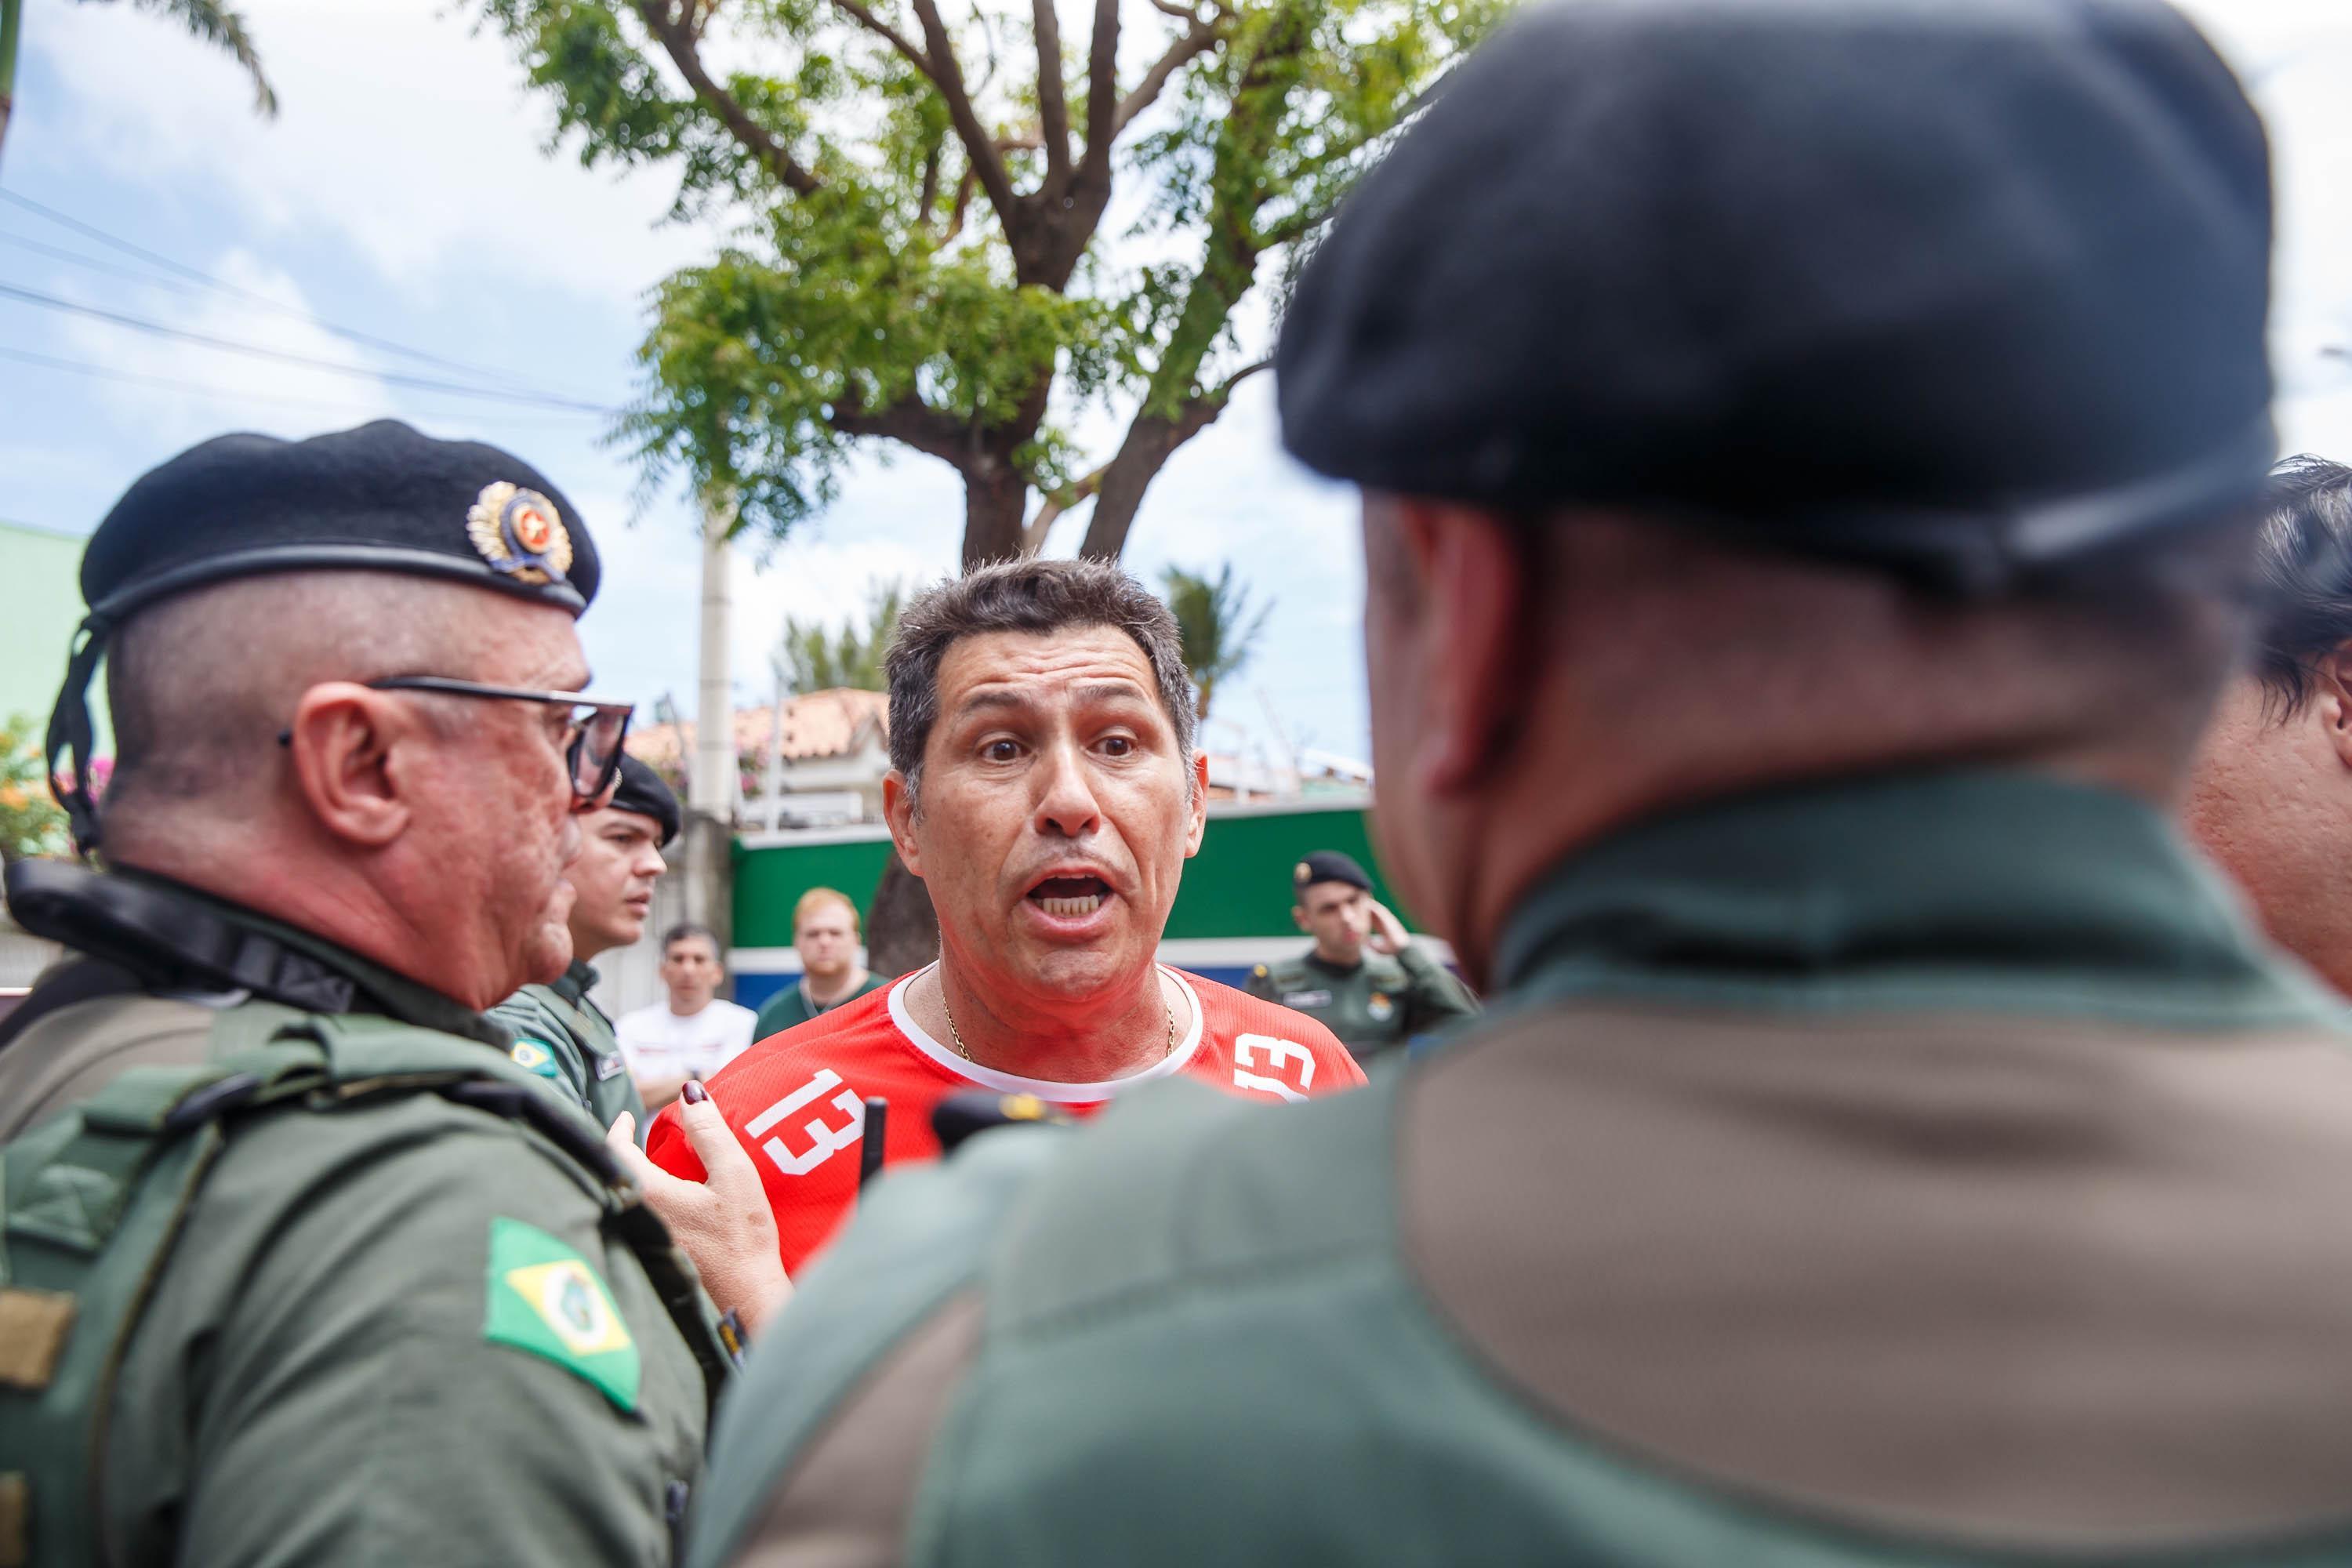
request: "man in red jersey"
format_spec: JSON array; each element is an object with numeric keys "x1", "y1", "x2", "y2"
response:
[{"x1": 647, "y1": 560, "x2": 1363, "y2": 1274}]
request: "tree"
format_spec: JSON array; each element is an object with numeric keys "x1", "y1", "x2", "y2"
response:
[
  {"x1": 1, "y1": 0, "x2": 277, "y2": 163},
  {"x1": 773, "y1": 579, "x2": 906, "y2": 695},
  {"x1": 0, "y1": 713, "x2": 72, "y2": 866},
  {"x1": 1161, "y1": 560, "x2": 1268, "y2": 720},
  {"x1": 472, "y1": 0, "x2": 1501, "y2": 566}
]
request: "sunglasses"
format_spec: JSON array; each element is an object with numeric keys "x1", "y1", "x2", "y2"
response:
[{"x1": 278, "y1": 676, "x2": 634, "y2": 806}]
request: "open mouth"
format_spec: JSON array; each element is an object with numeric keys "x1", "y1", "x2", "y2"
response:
[{"x1": 1028, "y1": 874, "x2": 1112, "y2": 918}]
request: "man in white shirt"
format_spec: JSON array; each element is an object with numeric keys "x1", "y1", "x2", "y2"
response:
[{"x1": 615, "y1": 923, "x2": 758, "y2": 1109}]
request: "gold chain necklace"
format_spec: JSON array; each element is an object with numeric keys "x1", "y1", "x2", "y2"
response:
[{"x1": 940, "y1": 970, "x2": 1179, "y2": 1065}]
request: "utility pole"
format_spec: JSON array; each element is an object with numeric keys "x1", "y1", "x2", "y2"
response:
[{"x1": 684, "y1": 486, "x2": 737, "y2": 966}]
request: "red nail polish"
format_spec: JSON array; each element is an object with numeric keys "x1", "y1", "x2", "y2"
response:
[{"x1": 681, "y1": 1079, "x2": 708, "y2": 1105}]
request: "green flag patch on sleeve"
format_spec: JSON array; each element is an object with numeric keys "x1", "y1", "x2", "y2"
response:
[
  {"x1": 483, "y1": 1216, "x2": 640, "y2": 1412},
  {"x1": 508, "y1": 1038, "x2": 564, "y2": 1080}
]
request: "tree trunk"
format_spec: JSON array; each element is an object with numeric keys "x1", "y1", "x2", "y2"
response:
[
  {"x1": 866, "y1": 851, "x2": 939, "y2": 978},
  {"x1": 1076, "y1": 416, "x2": 1184, "y2": 560},
  {"x1": 961, "y1": 460, "x2": 1030, "y2": 568}
]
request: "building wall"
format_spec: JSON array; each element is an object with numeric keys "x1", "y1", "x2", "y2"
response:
[
  {"x1": 723, "y1": 797, "x2": 1435, "y2": 1000},
  {"x1": 1, "y1": 520, "x2": 89, "y2": 730}
]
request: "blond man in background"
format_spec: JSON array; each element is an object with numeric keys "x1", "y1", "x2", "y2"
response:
[{"x1": 751, "y1": 887, "x2": 888, "y2": 1040}]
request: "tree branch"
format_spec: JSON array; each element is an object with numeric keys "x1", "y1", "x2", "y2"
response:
[
  {"x1": 826, "y1": 0, "x2": 930, "y2": 74},
  {"x1": 1032, "y1": 0, "x2": 1072, "y2": 182},
  {"x1": 832, "y1": 394, "x2": 975, "y2": 469},
  {"x1": 1200, "y1": 356, "x2": 1272, "y2": 413},
  {"x1": 1076, "y1": 0, "x2": 1120, "y2": 185},
  {"x1": 1023, "y1": 462, "x2": 1107, "y2": 552},
  {"x1": 906, "y1": 0, "x2": 1020, "y2": 231},
  {"x1": 1113, "y1": 15, "x2": 1221, "y2": 136},
  {"x1": 635, "y1": 0, "x2": 822, "y2": 194}
]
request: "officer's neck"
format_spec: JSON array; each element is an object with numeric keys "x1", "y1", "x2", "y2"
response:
[
  {"x1": 1309, "y1": 941, "x2": 1364, "y2": 971},
  {"x1": 106, "y1": 822, "x2": 506, "y2": 1011}
]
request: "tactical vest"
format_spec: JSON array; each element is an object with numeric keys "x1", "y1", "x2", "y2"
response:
[{"x1": 0, "y1": 999, "x2": 732, "y2": 1568}]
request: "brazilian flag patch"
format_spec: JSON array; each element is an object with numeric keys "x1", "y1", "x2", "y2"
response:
[
  {"x1": 483, "y1": 1216, "x2": 639, "y2": 1412},
  {"x1": 509, "y1": 1038, "x2": 564, "y2": 1081}
]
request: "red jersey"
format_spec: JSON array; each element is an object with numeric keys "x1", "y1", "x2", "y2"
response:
[{"x1": 646, "y1": 964, "x2": 1366, "y2": 1275}]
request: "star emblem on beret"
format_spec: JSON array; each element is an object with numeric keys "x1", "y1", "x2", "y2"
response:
[{"x1": 467, "y1": 481, "x2": 574, "y2": 586}]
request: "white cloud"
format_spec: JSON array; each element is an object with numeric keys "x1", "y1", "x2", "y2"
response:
[
  {"x1": 49, "y1": 249, "x2": 405, "y2": 450},
  {"x1": 19, "y1": 0, "x2": 706, "y2": 307}
]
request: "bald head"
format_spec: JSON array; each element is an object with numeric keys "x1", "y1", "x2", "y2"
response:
[
  {"x1": 104, "y1": 573, "x2": 535, "y2": 824},
  {"x1": 96, "y1": 570, "x2": 593, "y2": 1010},
  {"x1": 1360, "y1": 499, "x2": 2260, "y2": 986}
]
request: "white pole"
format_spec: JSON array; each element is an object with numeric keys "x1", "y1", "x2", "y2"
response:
[
  {"x1": 684, "y1": 488, "x2": 737, "y2": 946},
  {"x1": 691, "y1": 497, "x2": 735, "y2": 819}
]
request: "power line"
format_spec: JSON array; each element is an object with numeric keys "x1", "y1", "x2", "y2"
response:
[
  {"x1": 0, "y1": 230, "x2": 225, "y2": 299},
  {"x1": 0, "y1": 281, "x2": 621, "y2": 413},
  {"x1": 0, "y1": 343, "x2": 606, "y2": 422},
  {"x1": 0, "y1": 188, "x2": 586, "y2": 399}
]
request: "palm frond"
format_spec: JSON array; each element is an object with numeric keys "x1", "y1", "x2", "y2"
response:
[{"x1": 103, "y1": 0, "x2": 277, "y2": 115}]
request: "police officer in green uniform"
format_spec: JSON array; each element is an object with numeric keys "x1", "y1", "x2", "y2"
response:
[
  {"x1": 1245, "y1": 850, "x2": 1475, "y2": 1062},
  {"x1": 491, "y1": 753, "x2": 679, "y2": 1135},
  {"x1": 680, "y1": 5, "x2": 2352, "y2": 1564},
  {"x1": 0, "y1": 421, "x2": 730, "y2": 1565}
]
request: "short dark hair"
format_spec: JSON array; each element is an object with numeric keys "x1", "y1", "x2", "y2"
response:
[
  {"x1": 885, "y1": 559, "x2": 1197, "y2": 804},
  {"x1": 2249, "y1": 456, "x2": 2352, "y2": 717},
  {"x1": 661, "y1": 923, "x2": 719, "y2": 960}
]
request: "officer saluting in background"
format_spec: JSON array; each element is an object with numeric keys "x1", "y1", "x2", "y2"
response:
[
  {"x1": 491, "y1": 753, "x2": 681, "y2": 1138},
  {"x1": 1246, "y1": 850, "x2": 1476, "y2": 1063},
  {"x1": 0, "y1": 421, "x2": 735, "y2": 1565}
]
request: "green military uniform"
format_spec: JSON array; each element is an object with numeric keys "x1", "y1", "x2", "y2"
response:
[
  {"x1": 0, "y1": 419, "x2": 728, "y2": 1565},
  {"x1": 1243, "y1": 945, "x2": 1475, "y2": 1063},
  {"x1": 489, "y1": 960, "x2": 648, "y2": 1133},
  {"x1": 688, "y1": 776, "x2": 2352, "y2": 1566},
  {"x1": 1, "y1": 865, "x2": 727, "y2": 1566},
  {"x1": 750, "y1": 971, "x2": 889, "y2": 1041}
]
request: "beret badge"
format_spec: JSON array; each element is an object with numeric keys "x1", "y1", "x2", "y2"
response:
[{"x1": 467, "y1": 481, "x2": 574, "y2": 586}]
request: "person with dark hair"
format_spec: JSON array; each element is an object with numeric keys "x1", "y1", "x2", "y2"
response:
[
  {"x1": 490, "y1": 753, "x2": 681, "y2": 1135},
  {"x1": 2184, "y1": 456, "x2": 2352, "y2": 996},
  {"x1": 681, "y1": 3, "x2": 2352, "y2": 1564},
  {"x1": 0, "y1": 422, "x2": 731, "y2": 1564},
  {"x1": 643, "y1": 557, "x2": 1363, "y2": 1278},
  {"x1": 618, "y1": 922, "x2": 757, "y2": 1110}
]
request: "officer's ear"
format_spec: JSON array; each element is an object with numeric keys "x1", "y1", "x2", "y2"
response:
[
  {"x1": 1388, "y1": 499, "x2": 1533, "y2": 796},
  {"x1": 1292, "y1": 903, "x2": 1309, "y2": 934},
  {"x1": 283, "y1": 681, "x2": 416, "y2": 848}
]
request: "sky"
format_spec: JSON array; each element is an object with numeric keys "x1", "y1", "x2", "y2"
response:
[{"x1": 5, "y1": 0, "x2": 2352, "y2": 771}]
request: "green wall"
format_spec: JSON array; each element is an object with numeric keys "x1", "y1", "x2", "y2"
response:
[
  {"x1": 0, "y1": 521, "x2": 85, "y2": 730},
  {"x1": 1164, "y1": 804, "x2": 1396, "y2": 938},
  {"x1": 733, "y1": 833, "x2": 898, "y2": 948},
  {"x1": 732, "y1": 801, "x2": 1397, "y2": 947}
]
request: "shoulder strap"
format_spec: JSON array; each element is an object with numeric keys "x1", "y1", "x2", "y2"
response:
[{"x1": 0, "y1": 1002, "x2": 730, "y2": 1568}]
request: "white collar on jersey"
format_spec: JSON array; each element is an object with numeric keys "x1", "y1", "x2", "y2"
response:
[{"x1": 887, "y1": 961, "x2": 1207, "y2": 1102}]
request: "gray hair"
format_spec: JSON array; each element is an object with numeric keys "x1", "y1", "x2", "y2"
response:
[{"x1": 887, "y1": 558, "x2": 1197, "y2": 806}]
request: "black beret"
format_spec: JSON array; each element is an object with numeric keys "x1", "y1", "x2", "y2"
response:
[
  {"x1": 82, "y1": 419, "x2": 600, "y2": 626},
  {"x1": 47, "y1": 420, "x2": 601, "y2": 856},
  {"x1": 607, "y1": 754, "x2": 682, "y2": 848},
  {"x1": 1294, "y1": 851, "x2": 1373, "y2": 893},
  {"x1": 1277, "y1": 0, "x2": 2275, "y2": 590}
]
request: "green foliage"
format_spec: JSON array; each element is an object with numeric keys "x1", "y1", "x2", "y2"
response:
[
  {"x1": 1161, "y1": 561, "x2": 1270, "y2": 721},
  {"x1": 774, "y1": 580, "x2": 906, "y2": 695},
  {"x1": 471, "y1": 0, "x2": 1508, "y2": 550},
  {"x1": 0, "y1": 713, "x2": 68, "y2": 865}
]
